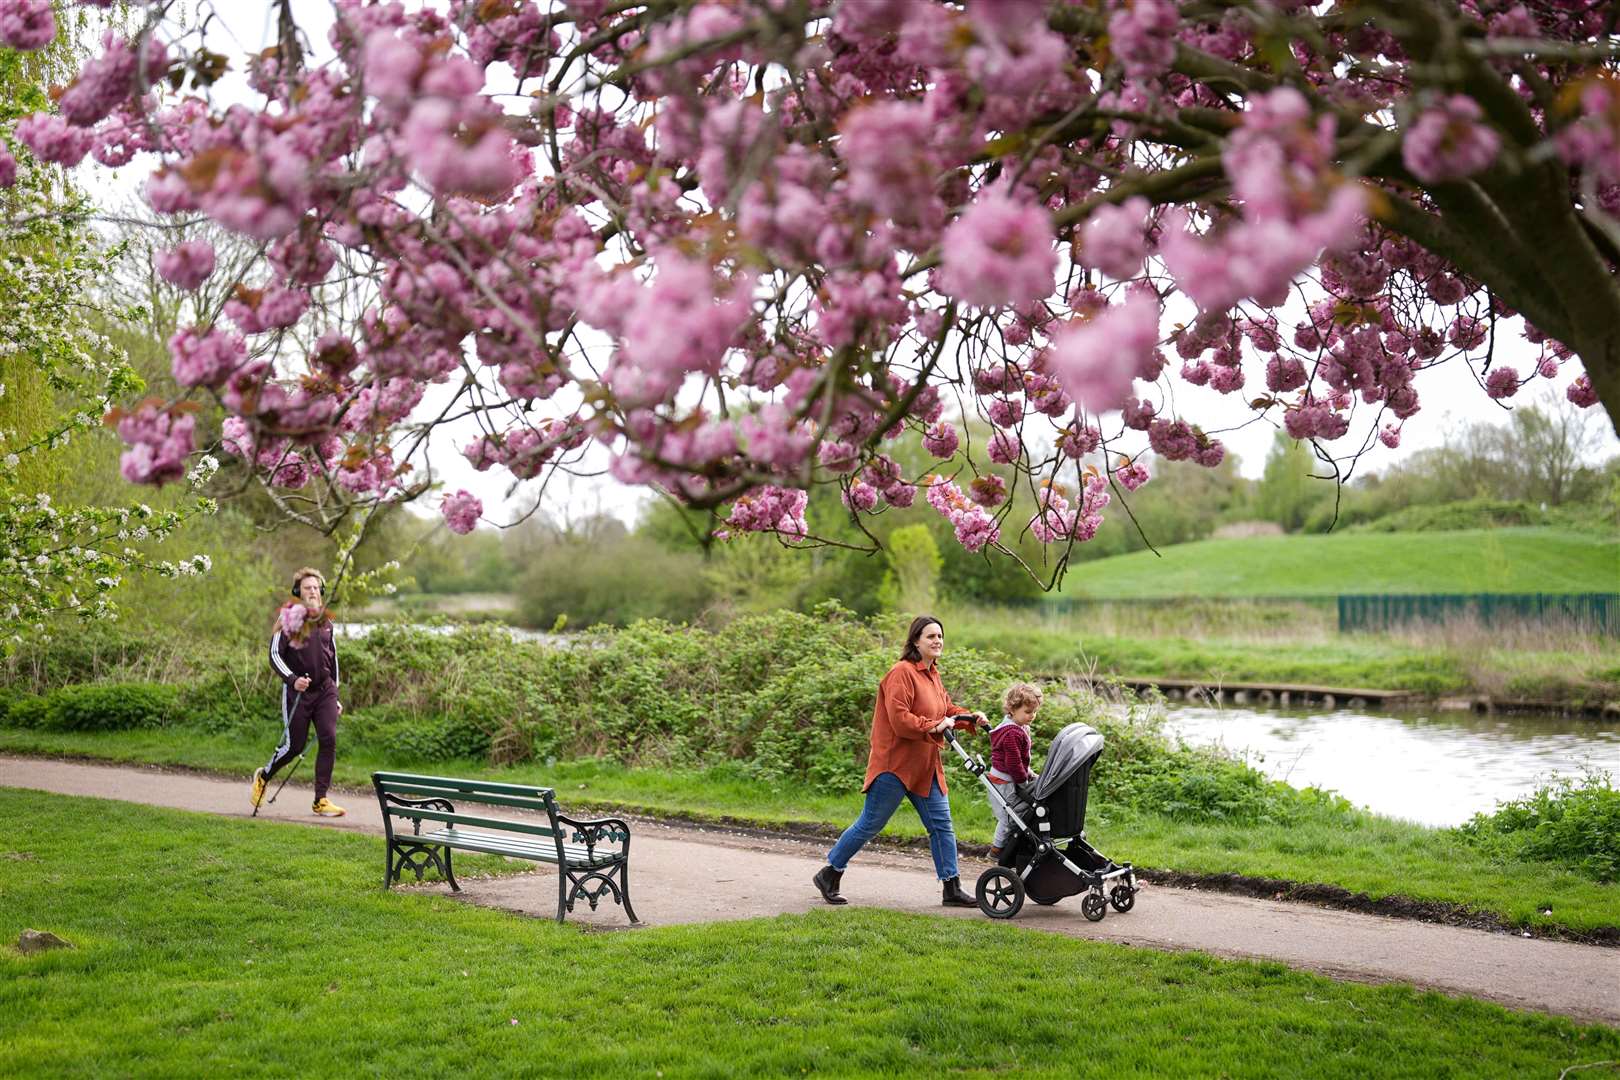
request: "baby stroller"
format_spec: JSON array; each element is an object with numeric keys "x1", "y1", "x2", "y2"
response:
[{"x1": 945, "y1": 720, "x2": 1138, "y2": 921}]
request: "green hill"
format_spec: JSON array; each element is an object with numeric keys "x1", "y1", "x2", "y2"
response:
[{"x1": 1057, "y1": 527, "x2": 1619, "y2": 599}]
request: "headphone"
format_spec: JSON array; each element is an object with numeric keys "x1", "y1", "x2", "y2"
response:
[{"x1": 291, "y1": 575, "x2": 325, "y2": 598}]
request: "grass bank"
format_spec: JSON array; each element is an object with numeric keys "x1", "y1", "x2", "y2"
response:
[
  {"x1": 3, "y1": 789, "x2": 1615, "y2": 1078},
  {"x1": 4, "y1": 725, "x2": 1617, "y2": 938},
  {"x1": 1054, "y1": 527, "x2": 1620, "y2": 598},
  {"x1": 949, "y1": 605, "x2": 1620, "y2": 703}
]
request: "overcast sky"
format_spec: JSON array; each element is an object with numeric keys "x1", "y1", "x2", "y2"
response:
[{"x1": 76, "y1": 1, "x2": 1620, "y2": 530}]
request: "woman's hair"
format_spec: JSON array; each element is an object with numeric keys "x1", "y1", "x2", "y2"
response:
[
  {"x1": 899, "y1": 615, "x2": 943, "y2": 663},
  {"x1": 1003, "y1": 682, "x2": 1043, "y2": 715},
  {"x1": 290, "y1": 567, "x2": 325, "y2": 596}
]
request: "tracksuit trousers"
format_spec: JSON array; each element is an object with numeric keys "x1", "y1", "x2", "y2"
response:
[{"x1": 263, "y1": 683, "x2": 339, "y2": 801}]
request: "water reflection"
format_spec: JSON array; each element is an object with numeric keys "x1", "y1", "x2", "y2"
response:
[{"x1": 1161, "y1": 704, "x2": 1620, "y2": 827}]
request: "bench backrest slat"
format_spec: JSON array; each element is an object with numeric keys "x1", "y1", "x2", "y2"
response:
[
  {"x1": 383, "y1": 805, "x2": 562, "y2": 838},
  {"x1": 377, "y1": 781, "x2": 556, "y2": 815},
  {"x1": 374, "y1": 771, "x2": 555, "y2": 802}
]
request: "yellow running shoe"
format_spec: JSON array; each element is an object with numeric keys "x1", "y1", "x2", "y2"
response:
[
  {"x1": 250, "y1": 768, "x2": 267, "y2": 808},
  {"x1": 311, "y1": 798, "x2": 346, "y2": 818}
]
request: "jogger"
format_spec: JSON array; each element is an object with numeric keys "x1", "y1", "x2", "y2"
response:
[{"x1": 252, "y1": 566, "x2": 346, "y2": 817}]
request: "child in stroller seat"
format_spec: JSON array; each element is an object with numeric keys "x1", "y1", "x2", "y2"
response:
[{"x1": 987, "y1": 682, "x2": 1042, "y2": 860}]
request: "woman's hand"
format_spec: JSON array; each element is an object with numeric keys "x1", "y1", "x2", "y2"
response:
[
  {"x1": 294, "y1": 676, "x2": 311, "y2": 692},
  {"x1": 932, "y1": 716, "x2": 956, "y2": 733}
]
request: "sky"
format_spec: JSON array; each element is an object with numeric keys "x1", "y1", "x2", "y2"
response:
[{"x1": 76, "y1": 1, "x2": 1620, "y2": 530}]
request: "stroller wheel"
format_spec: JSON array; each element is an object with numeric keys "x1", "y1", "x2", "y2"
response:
[
  {"x1": 1081, "y1": 891, "x2": 1107, "y2": 922},
  {"x1": 1109, "y1": 885, "x2": 1136, "y2": 913},
  {"x1": 975, "y1": 867, "x2": 1025, "y2": 920}
]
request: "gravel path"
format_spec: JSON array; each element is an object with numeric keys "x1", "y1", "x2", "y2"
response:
[{"x1": 3, "y1": 755, "x2": 1616, "y2": 1026}]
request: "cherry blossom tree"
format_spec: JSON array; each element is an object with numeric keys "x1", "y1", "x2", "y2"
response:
[{"x1": 4, "y1": 0, "x2": 1618, "y2": 588}]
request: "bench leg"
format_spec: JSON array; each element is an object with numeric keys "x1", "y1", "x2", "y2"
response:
[
  {"x1": 556, "y1": 865, "x2": 569, "y2": 924},
  {"x1": 617, "y1": 861, "x2": 639, "y2": 924},
  {"x1": 444, "y1": 847, "x2": 461, "y2": 893},
  {"x1": 562, "y1": 863, "x2": 636, "y2": 924}
]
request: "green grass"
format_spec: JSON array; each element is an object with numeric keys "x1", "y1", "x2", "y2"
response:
[
  {"x1": 1058, "y1": 528, "x2": 1620, "y2": 598},
  {"x1": 5, "y1": 727, "x2": 1618, "y2": 936},
  {"x1": 957, "y1": 628, "x2": 1473, "y2": 692},
  {"x1": 948, "y1": 604, "x2": 1620, "y2": 700},
  {"x1": 3, "y1": 789, "x2": 1616, "y2": 1078}
]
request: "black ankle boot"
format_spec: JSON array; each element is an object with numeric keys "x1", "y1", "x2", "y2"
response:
[
  {"x1": 813, "y1": 865, "x2": 848, "y2": 905},
  {"x1": 941, "y1": 876, "x2": 974, "y2": 907}
]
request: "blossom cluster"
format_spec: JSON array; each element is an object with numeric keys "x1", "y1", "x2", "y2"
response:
[{"x1": 3, "y1": 0, "x2": 1614, "y2": 582}]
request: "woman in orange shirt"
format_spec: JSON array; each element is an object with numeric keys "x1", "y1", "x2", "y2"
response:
[{"x1": 813, "y1": 615, "x2": 988, "y2": 907}]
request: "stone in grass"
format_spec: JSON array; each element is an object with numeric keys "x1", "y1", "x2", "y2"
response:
[{"x1": 18, "y1": 929, "x2": 72, "y2": 954}]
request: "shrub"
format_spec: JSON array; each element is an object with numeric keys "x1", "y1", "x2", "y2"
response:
[
  {"x1": 7, "y1": 695, "x2": 50, "y2": 729},
  {"x1": 1455, "y1": 771, "x2": 1620, "y2": 882},
  {"x1": 39, "y1": 683, "x2": 180, "y2": 732},
  {"x1": 342, "y1": 705, "x2": 493, "y2": 763}
]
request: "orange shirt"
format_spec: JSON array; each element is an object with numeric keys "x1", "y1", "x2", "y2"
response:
[{"x1": 864, "y1": 658, "x2": 975, "y2": 796}]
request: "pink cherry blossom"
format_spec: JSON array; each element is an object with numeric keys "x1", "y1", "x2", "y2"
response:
[
  {"x1": 922, "y1": 421, "x2": 959, "y2": 458},
  {"x1": 1402, "y1": 95, "x2": 1501, "y2": 184},
  {"x1": 1485, "y1": 366, "x2": 1520, "y2": 399},
  {"x1": 156, "y1": 241, "x2": 217, "y2": 290},
  {"x1": 14, "y1": 113, "x2": 93, "y2": 166},
  {"x1": 1567, "y1": 375, "x2": 1599, "y2": 409},
  {"x1": 1049, "y1": 290, "x2": 1160, "y2": 414},
  {"x1": 116, "y1": 404, "x2": 195, "y2": 485},
  {"x1": 441, "y1": 489, "x2": 483, "y2": 534},
  {"x1": 1080, "y1": 196, "x2": 1151, "y2": 279},
  {"x1": 1115, "y1": 461, "x2": 1150, "y2": 491},
  {"x1": 0, "y1": 0, "x2": 54, "y2": 51},
  {"x1": 169, "y1": 326, "x2": 246, "y2": 389},
  {"x1": 937, "y1": 188, "x2": 1056, "y2": 309},
  {"x1": 1108, "y1": 0, "x2": 1177, "y2": 79},
  {"x1": 279, "y1": 602, "x2": 307, "y2": 638}
]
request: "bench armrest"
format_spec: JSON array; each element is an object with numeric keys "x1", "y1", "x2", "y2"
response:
[
  {"x1": 556, "y1": 812, "x2": 631, "y2": 860},
  {"x1": 383, "y1": 794, "x2": 456, "y2": 836}
]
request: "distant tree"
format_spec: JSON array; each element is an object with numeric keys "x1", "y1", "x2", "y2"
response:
[
  {"x1": 1256, "y1": 431, "x2": 1326, "y2": 532},
  {"x1": 878, "y1": 525, "x2": 943, "y2": 615}
]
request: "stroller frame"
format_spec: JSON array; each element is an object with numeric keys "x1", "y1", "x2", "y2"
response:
[{"x1": 945, "y1": 724, "x2": 1137, "y2": 921}]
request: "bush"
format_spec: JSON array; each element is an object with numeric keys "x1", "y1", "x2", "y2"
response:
[
  {"x1": 342, "y1": 705, "x2": 493, "y2": 763},
  {"x1": 4, "y1": 610, "x2": 1337, "y2": 829},
  {"x1": 1455, "y1": 771, "x2": 1620, "y2": 882},
  {"x1": 38, "y1": 683, "x2": 180, "y2": 732},
  {"x1": 7, "y1": 695, "x2": 50, "y2": 729}
]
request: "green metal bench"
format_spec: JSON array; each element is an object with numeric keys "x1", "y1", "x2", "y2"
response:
[{"x1": 372, "y1": 771, "x2": 637, "y2": 924}]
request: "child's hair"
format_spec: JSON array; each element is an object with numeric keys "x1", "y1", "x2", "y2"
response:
[{"x1": 1003, "y1": 682, "x2": 1043, "y2": 715}]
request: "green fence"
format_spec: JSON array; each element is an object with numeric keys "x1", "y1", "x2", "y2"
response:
[{"x1": 1337, "y1": 594, "x2": 1620, "y2": 637}]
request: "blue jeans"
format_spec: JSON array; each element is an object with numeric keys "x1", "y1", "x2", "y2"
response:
[{"x1": 826, "y1": 772, "x2": 959, "y2": 881}]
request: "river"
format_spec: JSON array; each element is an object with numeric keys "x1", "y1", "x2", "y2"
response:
[{"x1": 1161, "y1": 703, "x2": 1620, "y2": 827}]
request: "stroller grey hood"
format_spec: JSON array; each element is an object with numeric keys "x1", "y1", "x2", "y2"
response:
[{"x1": 1029, "y1": 722, "x2": 1104, "y2": 801}]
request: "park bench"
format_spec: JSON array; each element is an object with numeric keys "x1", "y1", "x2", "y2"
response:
[{"x1": 372, "y1": 771, "x2": 637, "y2": 924}]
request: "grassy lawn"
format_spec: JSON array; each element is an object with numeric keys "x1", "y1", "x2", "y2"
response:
[
  {"x1": 5, "y1": 727, "x2": 1617, "y2": 937},
  {"x1": 949, "y1": 604, "x2": 1620, "y2": 700},
  {"x1": 2, "y1": 789, "x2": 1615, "y2": 1078},
  {"x1": 1055, "y1": 528, "x2": 1619, "y2": 598}
]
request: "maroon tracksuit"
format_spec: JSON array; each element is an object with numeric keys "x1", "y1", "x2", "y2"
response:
[{"x1": 265, "y1": 621, "x2": 340, "y2": 801}]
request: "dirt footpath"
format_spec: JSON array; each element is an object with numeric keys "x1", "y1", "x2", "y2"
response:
[{"x1": 3, "y1": 755, "x2": 1616, "y2": 1026}]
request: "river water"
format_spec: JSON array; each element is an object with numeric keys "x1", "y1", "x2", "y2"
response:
[{"x1": 1161, "y1": 703, "x2": 1620, "y2": 827}]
